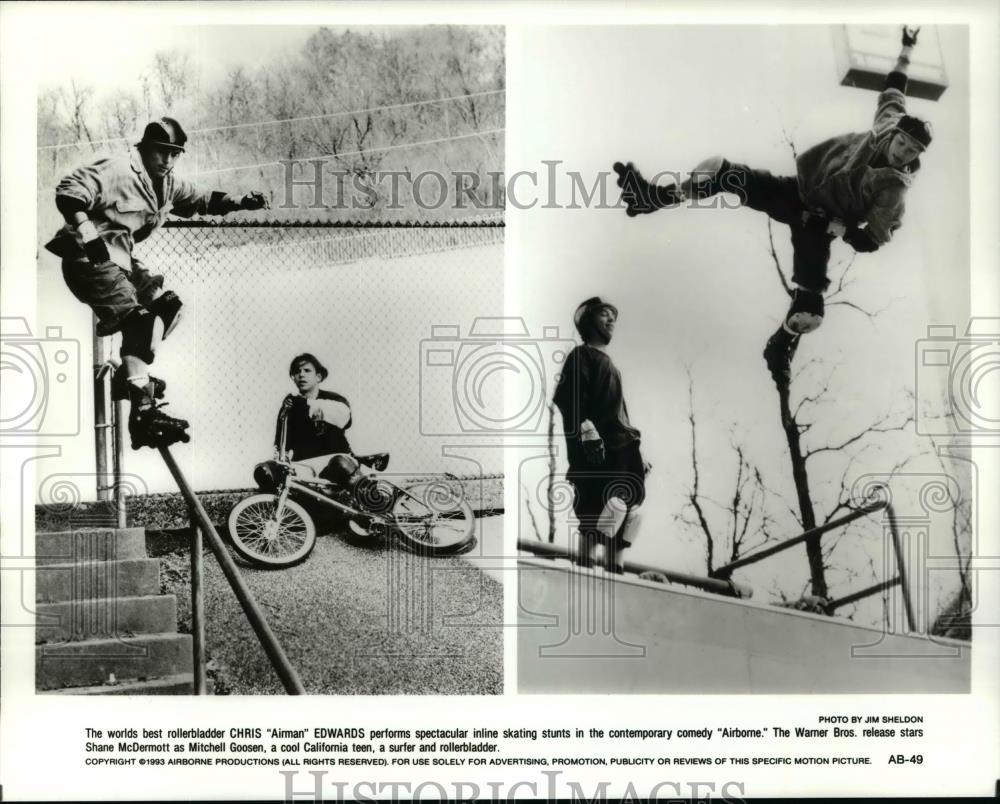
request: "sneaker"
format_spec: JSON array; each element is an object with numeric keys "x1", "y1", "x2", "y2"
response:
[
  {"x1": 128, "y1": 403, "x2": 190, "y2": 450},
  {"x1": 613, "y1": 161, "x2": 683, "y2": 217},
  {"x1": 111, "y1": 366, "x2": 165, "y2": 402},
  {"x1": 785, "y1": 288, "x2": 825, "y2": 334},
  {"x1": 763, "y1": 327, "x2": 800, "y2": 386}
]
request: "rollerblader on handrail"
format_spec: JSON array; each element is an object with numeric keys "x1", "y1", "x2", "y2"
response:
[{"x1": 46, "y1": 116, "x2": 270, "y2": 448}]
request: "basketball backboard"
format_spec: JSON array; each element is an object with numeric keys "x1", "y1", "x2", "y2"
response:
[{"x1": 832, "y1": 25, "x2": 948, "y2": 101}]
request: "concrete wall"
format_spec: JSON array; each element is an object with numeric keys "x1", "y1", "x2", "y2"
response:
[{"x1": 517, "y1": 559, "x2": 970, "y2": 694}]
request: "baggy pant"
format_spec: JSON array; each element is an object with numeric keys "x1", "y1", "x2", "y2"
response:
[
  {"x1": 61, "y1": 257, "x2": 164, "y2": 336},
  {"x1": 716, "y1": 163, "x2": 836, "y2": 293}
]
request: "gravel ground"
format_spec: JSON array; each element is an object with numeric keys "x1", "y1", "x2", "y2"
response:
[{"x1": 186, "y1": 516, "x2": 504, "y2": 695}]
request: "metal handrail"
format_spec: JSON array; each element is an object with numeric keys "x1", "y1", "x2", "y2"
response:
[
  {"x1": 517, "y1": 539, "x2": 753, "y2": 599},
  {"x1": 96, "y1": 336, "x2": 304, "y2": 692},
  {"x1": 188, "y1": 506, "x2": 208, "y2": 695},
  {"x1": 709, "y1": 501, "x2": 886, "y2": 579},
  {"x1": 160, "y1": 445, "x2": 305, "y2": 694},
  {"x1": 708, "y1": 495, "x2": 917, "y2": 633},
  {"x1": 520, "y1": 489, "x2": 919, "y2": 634}
]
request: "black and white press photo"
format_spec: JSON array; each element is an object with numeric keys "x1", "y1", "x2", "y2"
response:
[
  {"x1": 22, "y1": 22, "x2": 504, "y2": 696},
  {"x1": 2, "y1": 3, "x2": 999, "y2": 802},
  {"x1": 514, "y1": 24, "x2": 976, "y2": 694}
]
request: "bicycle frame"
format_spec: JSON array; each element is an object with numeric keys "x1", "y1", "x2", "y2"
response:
[{"x1": 269, "y1": 401, "x2": 443, "y2": 532}]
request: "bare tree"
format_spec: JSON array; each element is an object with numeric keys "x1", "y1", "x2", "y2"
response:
[
  {"x1": 98, "y1": 90, "x2": 141, "y2": 142},
  {"x1": 678, "y1": 370, "x2": 781, "y2": 575},
  {"x1": 152, "y1": 50, "x2": 192, "y2": 111},
  {"x1": 60, "y1": 81, "x2": 95, "y2": 148},
  {"x1": 929, "y1": 442, "x2": 973, "y2": 640},
  {"x1": 763, "y1": 232, "x2": 915, "y2": 598}
]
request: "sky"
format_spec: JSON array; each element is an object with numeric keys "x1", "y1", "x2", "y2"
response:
[
  {"x1": 37, "y1": 25, "x2": 325, "y2": 89},
  {"x1": 511, "y1": 25, "x2": 972, "y2": 618}
]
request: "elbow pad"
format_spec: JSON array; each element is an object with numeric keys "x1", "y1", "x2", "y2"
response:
[
  {"x1": 55, "y1": 194, "x2": 88, "y2": 222},
  {"x1": 884, "y1": 71, "x2": 908, "y2": 93}
]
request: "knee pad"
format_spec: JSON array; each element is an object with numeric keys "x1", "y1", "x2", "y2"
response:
[
  {"x1": 617, "y1": 507, "x2": 643, "y2": 547},
  {"x1": 594, "y1": 496, "x2": 629, "y2": 543},
  {"x1": 319, "y1": 454, "x2": 360, "y2": 485},
  {"x1": 119, "y1": 309, "x2": 157, "y2": 364},
  {"x1": 146, "y1": 290, "x2": 184, "y2": 340}
]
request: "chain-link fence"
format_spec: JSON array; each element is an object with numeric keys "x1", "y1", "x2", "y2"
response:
[{"x1": 119, "y1": 222, "x2": 504, "y2": 495}]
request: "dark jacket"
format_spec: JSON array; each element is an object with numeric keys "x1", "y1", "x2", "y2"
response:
[
  {"x1": 796, "y1": 72, "x2": 917, "y2": 246},
  {"x1": 553, "y1": 344, "x2": 640, "y2": 468},
  {"x1": 277, "y1": 390, "x2": 353, "y2": 461},
  {"x1": 45, "y1": 149, "x2": 240, "y2": 268}
]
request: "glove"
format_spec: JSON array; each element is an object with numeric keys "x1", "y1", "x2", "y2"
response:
[
  {"x1": 613, "y1": 161, "x2": 682, "y2": 216},
  {"x1": 77, "y1": 220, "x2": 112, "y2": 264},
  {"x1": 843, "y1": 227, "x2": 880, "y2": 253},
  {"x1": 901, "y1": 26, "x2": 920, "y2": 47},
  {"x1": 241, "y1": 191, "x2": 269, "y2": 211},
  {"x1": 83, "y1": 237, "x2": 112, "y2": 265}
]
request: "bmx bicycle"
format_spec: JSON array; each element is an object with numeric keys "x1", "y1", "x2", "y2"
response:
[{"x1": 226, "y1": 405, "x2": 475, "y2": 568}]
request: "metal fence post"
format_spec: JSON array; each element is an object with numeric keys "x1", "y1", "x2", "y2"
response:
[
  {"x1": 886, "y1": 503, "x2": 918, "y2": 634},
  {"x1": 92, "y1": 316, "x2": 112, "y2": 504}
]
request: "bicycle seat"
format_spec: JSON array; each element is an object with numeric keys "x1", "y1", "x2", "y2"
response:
[{"x1": 355, "y1": 452, "x2": 390, "y2": 472}]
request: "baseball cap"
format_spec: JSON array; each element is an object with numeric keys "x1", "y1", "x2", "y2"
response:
[{"x1": 136, "y1": 117, "x2": 188, "y2": 152}]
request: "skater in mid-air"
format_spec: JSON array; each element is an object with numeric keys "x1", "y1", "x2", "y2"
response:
[
  {"x1": 45, "y1": 117, "x2": 270, "y2": 448},
  {"x1": 613, "y1": 26, "x2": 931, "y2": 384}
]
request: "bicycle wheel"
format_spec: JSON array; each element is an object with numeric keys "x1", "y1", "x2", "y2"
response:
[
  {"x1": 390, "y1": 480, "x2": 476, "y2": 555},
  {"x1": 227, "y1": 494, "x2": 316, "y2": 568}
]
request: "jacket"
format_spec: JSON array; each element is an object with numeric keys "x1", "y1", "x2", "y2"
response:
[
  {"x1": 45, "y1": 149, "x2": 239, "y2": 269},
  {"x1": 796, "y1": 73, "x2": 917, "y2": 246},
  {"x1": 553, "y1": 344, "x2": 641, "y2": 466},
  {"x1": 277, "y1": 391, "x2": 353, "y2": 461}
]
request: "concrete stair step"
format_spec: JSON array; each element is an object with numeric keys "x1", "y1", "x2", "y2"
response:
[
  {"x1": 45, "y1": 673, "x2": 196, "y2": 696},
  {"x1": 36, "y1": 558, "x2": 161, "y2": 604},
  {"x1": 36, "y1": 595, "x2": 178, "y2": 644},
  {"x1": 36, "y1": 632, "x2": 192, "y2": 691},
  {"x1": 36, "y1": 528, "x2": 147, "y2": 566}
]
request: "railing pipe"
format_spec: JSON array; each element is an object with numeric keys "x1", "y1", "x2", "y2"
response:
[
  {"x1": 711, "y1": 501, "x2": 886, "y2": 579},
  {"x1": 92, "y1": 321, "x2": 110, "y2": 503},
  {"x1": 113, "y1": 399, "x2": 127, "y2": 529},
  {"x1": 160, "y1": 446, "x2": 305, "y2": 694},
  {"x1": 826, "y1": 576, "x2": 901, "y2": 612},
  {"x1": 885, "y1": 504, "x2": 918, "y2": 633},
  {"x1": 518, "y1": 539, "x2": 752, "y2": 599},
  {"x1": 189, "y1": 508, "x2": 208, "y2": 695}
]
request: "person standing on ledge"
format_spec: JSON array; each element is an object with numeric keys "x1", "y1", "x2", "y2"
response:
[{"x1": 553, "y1": 296, "x2": 649, "y2": 573}]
